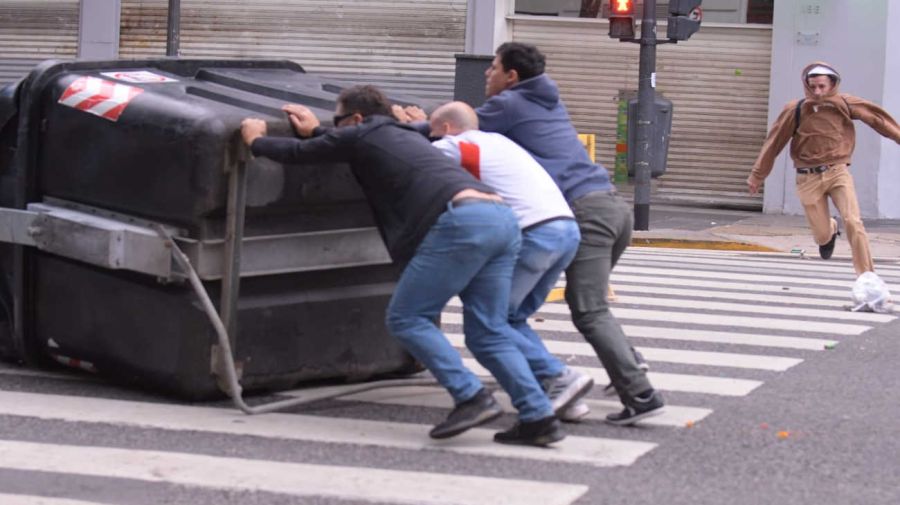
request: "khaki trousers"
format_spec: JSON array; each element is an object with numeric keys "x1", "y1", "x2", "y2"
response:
[{"x1": 795, "y1": 163, "x2": 873, "y2": 274}]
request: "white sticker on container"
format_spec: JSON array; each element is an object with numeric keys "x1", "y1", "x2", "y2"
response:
[
  {"x1": 58, "y1": 76, "x2": 144, "y2": 122},
  {"x1": 101, "y1": 70, "x2": 179, "y2": 83}
]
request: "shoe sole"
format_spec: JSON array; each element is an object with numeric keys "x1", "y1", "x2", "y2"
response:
[
  {"x1": 551, "y1": 375, "x2": 594, "y2": 416},
  {"x1": 494, "y1": 430, "x2": 566, "y2": 447},
  {"x1": 429, "y1": 406, "x2": 504, "y2": 439},
  {"x1": 559, "y1": 405, "x2": 591, "y2": 423},
  {"x1": 604, "y1": 406, "x2": 665, "y2": 427}
]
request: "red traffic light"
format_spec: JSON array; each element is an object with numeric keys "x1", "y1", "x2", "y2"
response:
[{"x1": 611, "y1": 0, "x2": 634, "y2": 15}]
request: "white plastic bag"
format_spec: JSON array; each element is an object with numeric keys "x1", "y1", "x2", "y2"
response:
[{"x1": 850, "y1": 271, "x2": 894, "y2": 313}]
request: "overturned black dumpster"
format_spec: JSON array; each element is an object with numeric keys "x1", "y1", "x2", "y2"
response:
[{"x1": 0, "y1": 59, "x2": 419, "y2": 400}]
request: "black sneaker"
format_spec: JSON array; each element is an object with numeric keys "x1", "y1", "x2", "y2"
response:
[
  {"x1": 429, "y1": 388, "x2": 503, "y2": 439},
  {"x1": 605, "y1": 389, "x2": 665, "y2": 426},
  {"x1": 494, "y1": 416, "x2": 566, "y2": 447},
  {"x1": 819, "y1": 230, "x2": 839, "y2": 260}
]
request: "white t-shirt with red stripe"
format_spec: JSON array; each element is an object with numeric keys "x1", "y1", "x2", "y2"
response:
[{"x1": 432, "y1": 129, "x2": 573, "y2": 229}]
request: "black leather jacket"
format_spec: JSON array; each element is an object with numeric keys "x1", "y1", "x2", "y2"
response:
[{"x1": 251, "y1": 114, "x2": 494, "y2": 262}]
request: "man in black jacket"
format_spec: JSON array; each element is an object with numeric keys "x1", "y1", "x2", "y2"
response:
[{"x1": 241, "y1": 85, "x2": 566, "y2": 446}]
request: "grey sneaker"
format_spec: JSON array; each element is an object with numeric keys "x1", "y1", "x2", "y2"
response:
[
  {"x1": 559, "y1": 400, "x2": 591, "y2": 423},
  {"x1": 605, "y1": 389, "x2": 665, "y2": 426},
  {"x1": 542, "y1": 368, "x2": 594, "y2": 416}
]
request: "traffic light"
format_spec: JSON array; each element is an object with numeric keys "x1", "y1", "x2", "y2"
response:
[
  {"x1": 668, "y1": 0, "x2": 703, "y2": 41},
  {"x1": 608, "y1": 0, "x2": 635, "y2": 40}
]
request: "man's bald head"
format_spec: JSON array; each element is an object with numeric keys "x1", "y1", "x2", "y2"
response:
[{"x1": 430, "y1": 101, "x2": 479, "y2": 137}]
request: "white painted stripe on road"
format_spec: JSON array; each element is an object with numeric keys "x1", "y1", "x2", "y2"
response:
[
  {"x1": 624, "y1": 248, "x2": 900, "y2": 275},
  {"x1": 613, "y1": 265, "x2": 855, "y2": 289},
  {"x1": 440, "y1": 312, "x2": 837, "y2": 350},
  {"x1": 0, "y1": 495, "x2": 109, "y2": 505},
  {"x1": 603, "y1": 274, "x2": 850, "y2": 300},
  {"x1": 446, "y1": 333, "x2": 802, "y2": 371},
  {"x1": 445, "y1": 299, "x2": 872, "y2": 335},
  {"x1": 334, "y1": 386, "x2": 714, "y2": 428},
  {"x1": 0, "y1": 391, "x2": 655, "y2": 468},
  {"x1": 609, "y1": 295, "x2": 895, "y2": 323},
  {"x1": 603, "y1": 283, "x2": 851, "y2": 308},
  {"x1": 460, "y1": 358, "x2": 761, "y2": 397},
  {"x1": 621, "y1": 251, "x2": 900, "y2": 279},
  {"x1": 0, "y1": 441, "x2": 588, "y2": 505}
]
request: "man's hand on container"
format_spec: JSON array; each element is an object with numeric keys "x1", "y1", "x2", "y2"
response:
[
  {"x1": 747, "y1": 176, "x2": 761, "y2": 195},
  {"x1": 391, "y1": 104, "x2": 411, "y2": 123},
  {"x1": 282, "y1": 103, "x2": 320, "y2": 138},
  {"x1": 241, "y1": 118, "x2": 267, "y2": 146},
  {"x1": 403, "y1": 105, "x2": 427, "y2": 122}
]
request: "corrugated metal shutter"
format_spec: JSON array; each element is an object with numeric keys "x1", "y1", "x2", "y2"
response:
[
  {"x1": 511, "y1": 16, "x2": 771, "y2": 210},
  {"x1": 0, "y1": 0, "x2": 79, "y2": 87},
  {"x1": 119, "y1": 0, "x2": 467, "y2": 103}
]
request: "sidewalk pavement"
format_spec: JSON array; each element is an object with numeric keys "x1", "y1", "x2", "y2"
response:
[{"x1": 630, "y1": 203, "x2": 900, "y2": 263}]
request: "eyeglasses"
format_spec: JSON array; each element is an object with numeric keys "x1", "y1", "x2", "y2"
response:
[{"x1": 332, "y1": 111, "x2": 355, "y2": 126}]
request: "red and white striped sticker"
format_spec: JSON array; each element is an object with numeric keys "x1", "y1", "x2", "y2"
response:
[{"x1": 57, "y1": 75, "x2": 144, "y2": 122}]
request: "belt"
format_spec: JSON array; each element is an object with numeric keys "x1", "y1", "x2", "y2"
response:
[
  {"x1": 451, "y1": 197, "x2": 505, "y2": 208},
  {"x1": 796, "y1": 165, "x2": 830, "y2": 174}
]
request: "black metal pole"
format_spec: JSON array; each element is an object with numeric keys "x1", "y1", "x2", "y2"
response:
[
  {"x1": 633, "y1": 0, "x2": 657, "y2": 231},
  {"x1": 166, "y1": 0, "x2": 180, "y2": 57}
]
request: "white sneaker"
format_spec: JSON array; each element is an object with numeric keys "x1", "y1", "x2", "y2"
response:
[
  {"x1": 559, "y1": 400, "x2": 590, "y2": 423},
  {"x1": 542, "y1": 368, "x2": 594, "y2": 415}
]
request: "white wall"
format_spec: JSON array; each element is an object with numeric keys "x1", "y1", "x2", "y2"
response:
[{"x1": 765, "y1": 0, "x2": 900, "y2": 218}]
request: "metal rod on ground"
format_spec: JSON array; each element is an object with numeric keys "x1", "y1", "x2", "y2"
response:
[
  {"x1": 633, "y1": 0, "x2": 658, "y2": 231},
  {"x1": 153, "y1": 224, "x2": 443, "y2": 415},
  {"x1": 166, "y1": 0, "x2": 180, "y2": 57}
]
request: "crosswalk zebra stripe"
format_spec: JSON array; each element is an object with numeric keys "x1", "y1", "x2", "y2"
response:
[
  {"x1": 0, "y1": 495, "x2": 109, "y2": 505},
  {"x1": 444, "y1": 299, "x2": 872, "y2": 335},
  {"x1": 330, "y1": 386, "x2": 714, "y2": 428},
  {"x1": 460, "y1": 358, "x2": 762, "y2": 397},
  {"x1": 445, "y1": 333, "x2": 802, "y2": 371},
  {"x1": 603, "y1": 274, "x2": 850, "y2": 300},
  {"x1": 440, "y1": 312, "x2": 837, "y2": 351},
  {"x1": 614, "y1": 265, "x2": 859, "y2": 289},
  {"x1": 606, "y1": 295, "x2": 895, "y2": 322},
  {"x1": 620, "y1": 252, "x2": 900, "y2": 280},
  {"x1": 603, "y1": 283, "x2": 851, "y2": 308},
  {"x1": 0, "y1": 391, "x2": 656, "y2": 468},
  {"x1": 0, "y1": 441, "x2": 589, "y2": 505},
  {"x1": 625, "y1": 248, "x2": 900, "y2": 274}
]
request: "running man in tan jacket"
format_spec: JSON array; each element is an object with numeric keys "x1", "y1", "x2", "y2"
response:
[{"x1": 748, "y1": 62, "x2": 900, "y2": 275}]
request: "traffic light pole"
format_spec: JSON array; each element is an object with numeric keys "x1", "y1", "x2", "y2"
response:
[{"x1": 633, "y1": 0, "x2": 657, "y2": 231}]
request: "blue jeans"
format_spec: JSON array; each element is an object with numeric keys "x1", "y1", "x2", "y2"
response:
[
  {"x1": 508, "y1": 218, "x2": 581, "y2": 381},
  {"x1": 385, "y1": 201, "x2": 554, "y2": 422}
]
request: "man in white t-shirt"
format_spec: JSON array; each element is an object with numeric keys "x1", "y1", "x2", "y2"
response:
[{"x1": 426, "y1": 101, "x2": 594, "y2": 428}]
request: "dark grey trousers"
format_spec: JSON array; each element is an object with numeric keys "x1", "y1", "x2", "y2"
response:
[{"x1": 564, "y1": 191, "x2": 653, "y2": 404}]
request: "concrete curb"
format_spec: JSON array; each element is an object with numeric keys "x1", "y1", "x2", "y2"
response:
[{"x1": 630, "y1": 237, "x2": 780, "y2": 252}]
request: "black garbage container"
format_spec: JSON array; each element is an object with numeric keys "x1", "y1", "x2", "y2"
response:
[{"x1": 0, "y1": 59, "x2": 419, "y2": 399}]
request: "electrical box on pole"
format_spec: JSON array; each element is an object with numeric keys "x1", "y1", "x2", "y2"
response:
[
  {"x1": 668, "y1": 0, "x2": 703, "y2": 41},
  {"x1": 608, "y1": 0, "x2": 636, "y2": 40}
]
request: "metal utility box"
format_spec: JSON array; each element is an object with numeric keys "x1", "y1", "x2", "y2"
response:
[
  {"x1": 0, "y1": 59, "x2": 418, "y2": 399},
  {"x1": 626, "y1": 94, "x2": 673, "y2": 179}
]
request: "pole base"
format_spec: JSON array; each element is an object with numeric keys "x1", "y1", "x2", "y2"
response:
[{"x1": 634, "y1": 203, "x2": 650, "y2": 230}]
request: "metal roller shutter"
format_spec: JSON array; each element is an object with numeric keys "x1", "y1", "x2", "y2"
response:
[
  {"x1": 511, "y1": 16, "x2": 771, "y2": 209},
  {"x1": 0, "y1": 0, "x2": 79, "y2": 87},
  {"x1": 119, "y1": 0, "x2": 467, "y2": 102}
]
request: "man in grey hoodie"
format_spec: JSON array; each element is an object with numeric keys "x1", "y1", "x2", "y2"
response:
[{"x1": 478, "y1": 42, "x2": 664, "y2": 425}]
